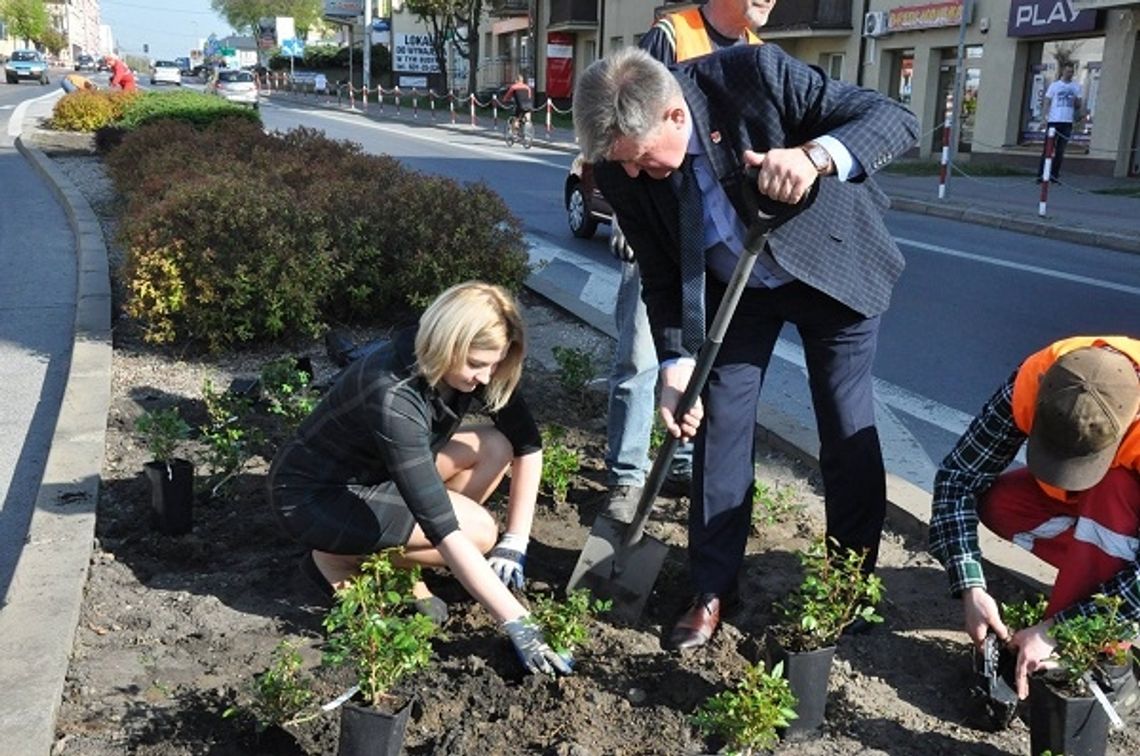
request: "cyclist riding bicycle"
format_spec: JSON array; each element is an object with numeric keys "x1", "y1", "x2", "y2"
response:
[{"x1": 503, "y1": 74, "x2": 532, "y2": 128}]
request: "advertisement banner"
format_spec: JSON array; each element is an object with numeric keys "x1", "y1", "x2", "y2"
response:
[
  {"x1": 889, "y1": 2, "x2": 964, "y2": 32},
  {"x1": 545, "y1": 32, "x2": 574, "y2": 99},
  {"x1": 1007, "y1": 0, "x2": 1098, "y2": 37},
  {"x1": 324, "y1": 0, "x2": 363, "y2": 19},
  {"x1": 394, "y1": 33, "x2": 441, "y2": 73}
]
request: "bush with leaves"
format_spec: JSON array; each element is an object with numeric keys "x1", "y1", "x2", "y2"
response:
[
  {"x1": 692, "y1": 660, "x2": 798, "y2": 754},
  {"x1": 116, "y1": 89, "x2": 260, "y2": 130},
  {"x1": 322, "y1": 550, "x2": 438, "y2": 707},
  {"x1": 135, "y1": 406, "x2": 190, "y2": 462},
  {"x1": 224, "y1": 640, "x2": 317, "y2": 731},
  {"x1": 52, "y1": 90, "x2": 122, "y2": 132},
  {"x1": 199, "y1": 379, "x2": 261, "y2": 497},
  {"x1": 1002, "y1": 594, "x2": 1048, "y2": 633},
  {"x1": 260, "y1": 357, "x2": 318, "y2": 429},
  {"x1": 551, "y1": 345, "x2": 597, "y2": 398},
  {"x1": 772, "y1": 537, "x2": 884, "y2": 652},
  {"x1": 528, "y1": 588, "x2": 611, "y2": 658},
  {"x1": 1048, "y1": 594, "x2": 1139, "y2": 695},
  {"x1": 539, "y1": 425, "x2": 579, "y2": 504}
]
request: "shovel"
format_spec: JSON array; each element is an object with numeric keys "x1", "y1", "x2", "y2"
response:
[{"x1": 568, "y1": 168, "x2": 788, "y2": 624}]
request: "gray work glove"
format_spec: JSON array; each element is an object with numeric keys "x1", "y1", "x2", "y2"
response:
[
  {"x1": 488, "y1": 533, "x2": 528, "y2": 590},
  {"x1": 502, "y1": 615, "x2": 572, "y2": 676}
]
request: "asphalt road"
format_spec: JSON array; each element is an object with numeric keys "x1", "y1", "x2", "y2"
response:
[
  {"x1": 258, "y1": 99, "x2": 1140, "y2": 490},
  {"x1": 0, "y1": 83, "x2": 76, "y2": 599}
]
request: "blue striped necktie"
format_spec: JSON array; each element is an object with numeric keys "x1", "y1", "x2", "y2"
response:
[{"x1": 675, "y1": 155, "x2": 706, "y2": 353}]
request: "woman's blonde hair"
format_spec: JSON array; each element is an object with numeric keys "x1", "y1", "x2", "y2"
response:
[{"x1": 415, "y1": 281, "x2": 526, "y2": 411}]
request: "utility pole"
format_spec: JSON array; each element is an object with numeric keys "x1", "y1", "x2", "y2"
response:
[
  {"x1": 363, "y1": 0, "x2": 372, "y2": 91},
  {"x1": 947, "y1": 0, "x2": 972, "y2": 192}
]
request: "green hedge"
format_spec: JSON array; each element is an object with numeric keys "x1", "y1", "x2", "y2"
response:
[
  {"x1": 109, "y1": 121, "x2": 531, "y2": 351},
  {"x1": 52, "y1": 89, "x2": 258, "y2": 133}
]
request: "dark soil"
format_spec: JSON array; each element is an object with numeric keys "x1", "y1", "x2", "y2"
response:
[{"x1": 37, "y1": 130, "x2": 1140, "y2": 756}]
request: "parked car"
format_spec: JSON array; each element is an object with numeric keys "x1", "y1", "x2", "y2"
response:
[
  {"x1": 150, "y1": 60, "x2": 182, "y2": 86},
  {"x1": 206, "y1": 69, "x2": 259, "y2": 109},
  {"x1": 4, "y1": 49, "x2": 50, "y2": 85},
  {"x1": 174, "y1": 57, "x2": 192, "y2": 76},
  {"x1": 74, "y1": 54, "x2": 97, "y2": 72},
  {"x1": 564, "y1": 155, "x2": 613, "y2": 239}
]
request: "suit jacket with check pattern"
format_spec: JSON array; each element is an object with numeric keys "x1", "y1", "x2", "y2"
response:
[{"x1": 594, "y1": 44, "x2": 920, "y2": 362}]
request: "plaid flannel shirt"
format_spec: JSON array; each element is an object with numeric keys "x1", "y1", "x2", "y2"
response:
[{"x1": 929, "y1": 371, "x2": 1140, "y2": 623}]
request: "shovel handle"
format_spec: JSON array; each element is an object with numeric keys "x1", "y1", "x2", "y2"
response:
[{"x1": 623, "y1": 169, "x2": 793, "y2": 548}]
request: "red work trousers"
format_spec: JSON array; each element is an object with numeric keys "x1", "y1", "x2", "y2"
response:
[{"x1": 980, "y1": 467, "x2": 1140, "y2": 617}]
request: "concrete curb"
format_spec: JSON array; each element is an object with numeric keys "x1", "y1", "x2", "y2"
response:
[
  {"x1": 890, "y1": 197, "x2": 1140, "y2": 256},
  {"x1": 0, "y1": 136, "x2": 112, "y2": 755}
]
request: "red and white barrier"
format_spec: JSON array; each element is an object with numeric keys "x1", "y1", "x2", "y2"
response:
[
  {"x1": 938, "y1": 114, "x2": 951, "y2": 200},
  {"x1": 1039, "y1": 126, "x2": 1056, "y2": 217}
]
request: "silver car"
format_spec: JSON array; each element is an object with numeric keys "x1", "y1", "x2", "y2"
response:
[
  {"x1": 150, "y1": 60, "x2": 182, "y2": 86},
  {"x1": 207, "y1": 69, "x2": 259, "y2": 109}
]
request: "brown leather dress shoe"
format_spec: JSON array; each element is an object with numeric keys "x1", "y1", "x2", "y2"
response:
[{"x1": 666, "y1": 592, "x2": 737, "y2": 650}]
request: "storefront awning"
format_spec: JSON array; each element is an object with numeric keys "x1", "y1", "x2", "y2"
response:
[{"x1": 492, "y1": 17, "x2": 529, "y2": 35}]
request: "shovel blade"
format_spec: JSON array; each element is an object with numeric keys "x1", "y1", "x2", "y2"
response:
[{"x1": 566, "y1": 514, "x2": 670, "y2": 625}]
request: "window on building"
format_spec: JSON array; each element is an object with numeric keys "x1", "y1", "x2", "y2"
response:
[
  {"x1": 823, "y1": 53, "x2": 844, "y2": 81},
  {"x1": 611, "y1": 36, "x2": 624, "y2": 51},
  {"x1": 1020, "y1": 37, "x2": 1105, "y2": 147},
  {"x1": 585, "y1": 39, "x2": 596, "y2": 64}
]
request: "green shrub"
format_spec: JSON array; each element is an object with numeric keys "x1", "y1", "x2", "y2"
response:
[
  {"x1": 540, "y1": 425, "x2": 579, "y2": 504},
  {"x1": 117, "y1": 89, "x2": 260, "y2": 130},
  {"x1": 52, "y1": 90, "x2": 120, "y2": 132},
  {"x1": 1001, "y1": 594, "x2": 1048, "y2": 632},
  {"x1": 121, "y1": 174, "x2": 340, "y2": 350},
  {"x1": 224, "y1": 640, "x2": 316, "y2": 731},
  {"x1": 1049, "y1": 594, "x2": 1139, "y2": 694},
  {"x1": 260, "y1": 357, "x2": 319, "y2": 429},
  {"x1": 529, "y1": 588, "x2": 611, "y2": 656},
  {"x1": 692, "y1": 660, "x2": 798, "y2": 754},
  {"x1": 551, "y1": 346, "x2": 596, "y2": 397},
  {"x1": 135, "y1": 407, "x2": 190, "y2": 461},
  {"x1": 199, "y1": 378, "x2": 261, "y2": 497}
]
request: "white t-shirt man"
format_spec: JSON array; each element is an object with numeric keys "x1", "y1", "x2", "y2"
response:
[{"x1": 1045, "y1": 77, "x2": 1082, "y2": 124}]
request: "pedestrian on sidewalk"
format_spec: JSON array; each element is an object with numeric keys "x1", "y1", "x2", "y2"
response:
[
  {"x1": 60, "y1": 72, "x2": 97, "y2": 94},
  {"x1": 600, "y1": 0, "x2": 771, "y2": 525},
  {"x1": 574, "y1": 45, "x2": 918, "y2": 652},
  {"x1": 929, "y1": 336, "x2": 1140, "y2": 700},
  {"x1": 1037, "y1": 62, "x2": 1082, "y2": 182},
  {"x1": 269, "y1": 282, "x2": 571, "y2": 676}
]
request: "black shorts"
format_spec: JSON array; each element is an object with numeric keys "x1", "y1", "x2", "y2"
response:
[{"x1": 269, "y1": 479, "x2": 417, "y2": 556}]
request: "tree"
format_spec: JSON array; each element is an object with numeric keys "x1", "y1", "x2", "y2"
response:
[
  {"x1": 40, "y1": 27, "x2": 66, "y2": 56},
  {"x1": 0, "y1": 0, "x2": 51, "y2": 47},
  {"x1": 405, "y1": 0, "x2": 483, "y2": 93},
  {"x1": 210, "y1": 0, "x2": 322, "y2": 37}
]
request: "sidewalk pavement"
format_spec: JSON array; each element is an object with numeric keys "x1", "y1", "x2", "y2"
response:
[{"x1": 2, "y1": 89, "x2": 1135, "y2": 754}]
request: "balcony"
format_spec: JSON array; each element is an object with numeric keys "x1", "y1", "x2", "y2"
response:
[
  {"x1": 765, "y1": 0, "x2": 853, "y2": 34},
  {"x1": 489, "y1": 0, "x2": 530, "y2": 17},
  {"x1": 548, "y1": 0, "x2": 598, "y2": 30}
]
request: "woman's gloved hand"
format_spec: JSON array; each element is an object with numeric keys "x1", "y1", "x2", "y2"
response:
[
  {"x1": 502, "y1": 615, "x2": 572, "y2": 675},
  {"x1": 488, "y1": 533, "x2": 528, "y2": 590}
]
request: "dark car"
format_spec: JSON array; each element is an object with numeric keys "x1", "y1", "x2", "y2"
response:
[
  {"x1": 75, "y1": 54, "x2": 97, "y2": 72},
  {"x1": 564, "y1": 155, "x2": 613, "y2": 239}
]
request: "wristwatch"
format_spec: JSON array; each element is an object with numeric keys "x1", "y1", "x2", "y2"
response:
[{"x1": 800, "y1": 141, "x2": 833, "y2": 175}]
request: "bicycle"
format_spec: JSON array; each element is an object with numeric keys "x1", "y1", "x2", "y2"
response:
[{"x1": 505, "y1": 112, "x2": 534, "y2": 149}]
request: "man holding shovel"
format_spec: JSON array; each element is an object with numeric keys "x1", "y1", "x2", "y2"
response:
[
  {"x1": 573, "y1": 46, "x2": 917, "y2": 650},
  {"x1": 601, "y1": 0, "x2": 772, "y2": 521}
]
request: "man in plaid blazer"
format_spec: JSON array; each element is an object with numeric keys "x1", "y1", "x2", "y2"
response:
[{"x1": 574, "y1": 45, "x2": 918, "y2": 650}]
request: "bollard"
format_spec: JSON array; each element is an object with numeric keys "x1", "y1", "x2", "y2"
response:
[
  {"x1": 938, "y1": 114, "x2": 951, "y2": 200},
  {"x1": 469, "y1": 94, "x2": 476, "y2": 126},
  {"x1": 430, "y1": 92, "x2": 436, "y2": 120},
  {"x1": 1039, "y1": 126, "x2": 1055, "y2": 217},
  {"x1": 546, "y1": 100, "x2": 553, "y2": 137},
  {"x1": 349, "y1": 84, "x2": 355, "y2": 110},
  {"x1": 451, "y1": 91, "x2": 457, "y2": 124},
  {"x1": 362, "y1": 83, "x2": 368, "y2": 109},
  {"x1": 412, "y1": 89, "x2": 419, "y2": 119},
  {"x1": 492, "y1": 98, "x2": 498, "y2": 128},
  {"x1": 395, "y1": 86, "x2": 401, "y2": 116}
]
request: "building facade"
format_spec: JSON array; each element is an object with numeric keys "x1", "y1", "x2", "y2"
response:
[{"x1": 479, "y1": 1, "x2": 1136, "y2": 177}]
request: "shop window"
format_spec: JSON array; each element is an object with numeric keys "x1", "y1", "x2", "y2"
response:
[
  {"x1": 1020, "y1": 37, "x2": 1104, "y2": 146},
  {"x1": 610, "y1": 36, "x2": 624, "y2": 51},
  {"x1": 893, "y1": 50, "x2": 914, "y2": 105}
]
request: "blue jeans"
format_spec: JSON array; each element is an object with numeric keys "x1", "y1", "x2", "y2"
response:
[{"x1": 606, "y1": 257, "x2": 693, "y2": 487}]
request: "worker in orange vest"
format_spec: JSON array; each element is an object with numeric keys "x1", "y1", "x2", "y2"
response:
[
  {"x1": 105, "y1": 55, "x2": 137, "y2": 92},
  {"x1": 930, "y1": 336, "x2": 1140, "y2": 703}
]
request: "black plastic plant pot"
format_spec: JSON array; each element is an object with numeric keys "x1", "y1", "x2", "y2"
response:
[
  {"x1": 768, "y1": 639, "x2": 836, "y2": 740},
  {"x1": 1028, "y1": 674, "x2": 1109, "y2": 756},
  {"x1": 143, "y1": 458, "x2": 194, "y2": 535},
  {"x1": 338, "y1": 697, "x2": 412, "y2": 756}
]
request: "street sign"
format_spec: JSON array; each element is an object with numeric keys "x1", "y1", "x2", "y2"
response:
[{"x1": 280, "y1": 38, "x2": 305, "y2": 58}]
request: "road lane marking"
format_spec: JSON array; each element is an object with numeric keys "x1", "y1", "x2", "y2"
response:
[{"x1": 896, "y1": 237, "x2": 1140, "y2": 296}]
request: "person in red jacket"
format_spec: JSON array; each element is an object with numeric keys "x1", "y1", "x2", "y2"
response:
[{"x1": 105, "y1": 55, "x2": 137, "y2": 92}]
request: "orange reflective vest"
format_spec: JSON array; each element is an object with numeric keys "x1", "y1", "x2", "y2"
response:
[
  {"x1": 656, "y1": 7, "x2": 763, "y2": 62},
  {"x1": 1011, "y1": 336, "x2": 1140, "y2": 500}
]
